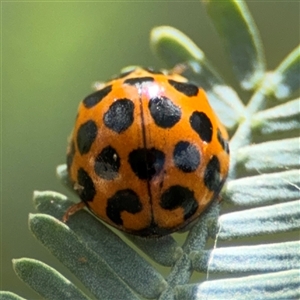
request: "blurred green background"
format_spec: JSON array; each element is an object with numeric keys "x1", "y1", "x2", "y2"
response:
[{"x1": 2, "y1": 1, "x2": 299, "y2": 298}]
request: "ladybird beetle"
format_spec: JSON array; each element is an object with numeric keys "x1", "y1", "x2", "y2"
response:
[{"x1": 65, "y1": 67, "x2": 230, "y2": 237}]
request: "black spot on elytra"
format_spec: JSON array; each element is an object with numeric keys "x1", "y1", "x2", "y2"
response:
[
  {"x1": 128, "y1": 148, "x2": 165, "y2": 180},
  {"x1": 204, "y1": 156, "x2": 221, "y2": 192},
  {"x1": 77, "y1": 168, "x2": 96, "y2": 202},
  {"x1": 82, "y1": 85, "x2": 112, "y2": 108},
  {"x1": 217, "y1": 128, "x2": 230, "y2": 154},
  {"x1": 173, "y1": 141, "x2": 201, "y2": 173},
  {"x1": 94, "y1": 146, "x2": 120, "y2": 180},
  {"x1": 160, "y1": 185, "x2": 198, "y2": 221},
  {"x1": 77, "y1": 120, "x2": 98, "y2": 155},
  {"x1": 106, "y1": 189, "x2": 143, "y2": 225},
  {"x1": 149, "y1": 96, "x2": 181, "y2": 128},
  {"x1": 168, "y1": 79, "x2": 199, "y2": 97},
  {"x1": 103, "y1": 99, "x2": 134, "y2": 133},
  {"x1": 190, "y1": 111, "x2": 213, "y2": 143},
  {"x1": 123, "y1": 76, "x2": 154, "y2": 86},
  {"x1": 66, "y1": 140, "x2": 75, "y2": 170}
]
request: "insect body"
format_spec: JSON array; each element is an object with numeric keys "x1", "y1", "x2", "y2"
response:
[{"x1": 65, "y1": 67, "x2": 230, "y2": 237}]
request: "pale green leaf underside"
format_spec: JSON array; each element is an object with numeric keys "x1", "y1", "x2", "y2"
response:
[
  {"x1": 192, "y1": 241, "x2": 300, "y2": 273},
  {"x1": 176, "y1": 270, "x2": 300, "y2": 300},
  {"x1": 251, "y1": 98, "x2": 300, "y2": 142},
  {"x1": 236, "y1": 137, "x2": 300, "y2": 175},
  {"x1": 218, "y1": 200, "x2": 300, "y2": 239},
  {"x1": 223, "y1": 169, "x2": 300, "y2": 206}
]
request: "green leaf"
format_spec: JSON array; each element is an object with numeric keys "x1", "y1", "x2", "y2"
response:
[
  {"x1": 150, "y1": 26, "x2": 204, "y2": 67},
  {"x1": 33, "y1": 191, "x2": 167, "y2": 298},
  {"x1": 126, "y1": 234, "x2": 182, "y2": 267},
  {"x1": 183, "y1": 201, "x2": 219, "y2": 253},
  {"x1": 167, "y1": 254, "x2": 191, "y2": 287},
  {"x1": 205, "y1": 0, "x2": 265, "y2": 90},
  {"x1": 251, "y1": 98, "x2": 300, "y2": 142},
  {"x1": 159, "y1": 254, "x2": 192, "y2": 300},
  {"x1": 191, "y1": 241, "x2": 300, "y2": 273},
  {"x1": 29, "y1": 213, "x2": 140, "y2": 300},
  {"x1": 12, "y1": 258, "x2": 89, "y2": 300},
  {"x1": 236, "y1": 137, "x2": 300, "y2": 176},
  {"x1": 218, "y1": 200, "x2": 300, "y2": 239},
  {"x1": 223, "y1": 169, "x2": 300, "y2": 207},
  {"x1": 176, "y1": 270, "x2": 300, "y2": 300}
]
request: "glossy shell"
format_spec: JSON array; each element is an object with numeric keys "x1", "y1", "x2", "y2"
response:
[{"x1": 67, "y1": 68, "x2": 230, "y2": 236}]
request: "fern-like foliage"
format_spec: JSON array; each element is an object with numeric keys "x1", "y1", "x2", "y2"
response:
[{"x1": 2, "y1": 1, "x2": 299, "y2": 299}]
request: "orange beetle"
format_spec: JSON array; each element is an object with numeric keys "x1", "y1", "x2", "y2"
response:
[{"x1": 65, "y1": 67, "x2": 229, "y2": 237}]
